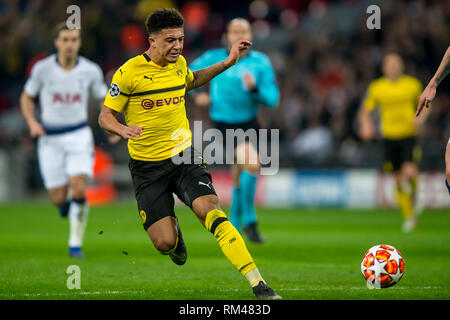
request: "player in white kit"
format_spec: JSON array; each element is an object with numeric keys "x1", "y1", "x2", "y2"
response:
[{"x1": 20, "y1": 24, "x2": 108, "y2": 257}]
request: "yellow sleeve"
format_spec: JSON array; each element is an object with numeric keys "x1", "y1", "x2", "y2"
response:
[
  {"x1": 362, "y1": 82, "x2": 377, "y2": 111},
  {"x1": 103, "y1": 66, "x2": 132, "y2": 113},
  {"x1": 186, "y1": 67, "x2": 194, "y2": 83},
  {"x1": 179, "y1": 55, "x2": 194, "y2": 84}
]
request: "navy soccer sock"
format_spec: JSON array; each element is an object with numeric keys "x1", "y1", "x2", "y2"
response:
[{"x1": 58, "y1": 200, "x2": 71, "y2": 217}]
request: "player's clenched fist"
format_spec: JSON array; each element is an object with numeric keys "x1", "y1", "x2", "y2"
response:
[{"x1": 120, "y1": 124, "x2": 143, "y2": 140}]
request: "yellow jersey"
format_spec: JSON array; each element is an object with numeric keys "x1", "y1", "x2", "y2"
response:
[
  {"x1": 104, "y1": 53, "x2": 194, "y2": 161},
  {"x1": 362, "y1": 75, "x2": 423, "y2": 140}
]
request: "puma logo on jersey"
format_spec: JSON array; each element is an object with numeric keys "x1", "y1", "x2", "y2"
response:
[{"x1": 198, "y1": 181, "x2": 212, "y2": 189}]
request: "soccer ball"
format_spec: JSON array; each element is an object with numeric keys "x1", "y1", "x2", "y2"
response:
[{"x1": 361, "y1": 244, "x2": 405, "y2": 288}]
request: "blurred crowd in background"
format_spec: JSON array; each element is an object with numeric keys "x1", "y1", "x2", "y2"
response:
[{"x1": 0, "y1": 0, "x2": 449, "y2": 193}]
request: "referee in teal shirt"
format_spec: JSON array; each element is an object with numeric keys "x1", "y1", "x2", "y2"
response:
[{"x1": 190, "y1": 18, "x2": 279, "y2": 243}]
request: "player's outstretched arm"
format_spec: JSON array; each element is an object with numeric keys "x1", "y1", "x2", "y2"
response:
[
  {"x1": 20, "y1": 91, "x2": 45, "y2": 137},
  {"x1": 186, "y1": 40, "x2": 252, "y2": 92},
  {"x1": 416, "y1": 46, "x2": 450, "y2": 116},
  {"x1": 98, "y1": 105, "x2": 142, "y2": 140}
]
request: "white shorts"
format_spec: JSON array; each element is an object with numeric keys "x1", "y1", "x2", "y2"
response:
[{"x1": 37, "y1": 126, "x2": 94, "y2": 189}]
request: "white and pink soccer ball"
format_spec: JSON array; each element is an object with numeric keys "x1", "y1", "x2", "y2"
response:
[{"x1": 361, "y1": 244, "x2": 405, "y2": 288}]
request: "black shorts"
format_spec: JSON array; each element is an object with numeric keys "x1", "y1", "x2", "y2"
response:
[
  {"x1": 213, "y1": 118, "x2": 260, "y2": 149},
  {"x1": 129, "y1": 147, "x2": 217, "y2": 230},
  {"x1": 212, "y1": 118, "x2": 260, "y2": 164},
  {"x1": 383, "y1": 137, "x2": 421, "y2": 172}
]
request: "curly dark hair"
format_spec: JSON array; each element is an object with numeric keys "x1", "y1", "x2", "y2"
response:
[{"x1": 145, "y1": 8, "x2": 184, "y2": 35}]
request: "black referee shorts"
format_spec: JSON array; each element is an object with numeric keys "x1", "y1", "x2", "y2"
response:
[
  {"x1": 129, "y1": 147, "x2": 217, "y2": 231},
  {"x1": 213, "y1": 118, "x2": 260, "y2": 149},
  {"x1": 212, "y1": 118, "x2": 260, "y2": 164},
  {"x1": 383, "y1": 137, "x2": 421, "y2": 172}
]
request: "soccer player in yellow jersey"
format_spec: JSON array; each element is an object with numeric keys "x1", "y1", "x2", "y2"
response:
[
  {"x1": 98, "y1": 8, "x2": 280, "y2": 299},
  {"x1": 416, "y1": 46, "x2": 450, "y2": 197},
  {"x1": 359, "y1": 53, "x2": 429, "y2": 233}
]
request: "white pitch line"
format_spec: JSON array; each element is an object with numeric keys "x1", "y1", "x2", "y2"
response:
[{"x1": 0, "y1": 286, "x2": 446, "y2": 298}]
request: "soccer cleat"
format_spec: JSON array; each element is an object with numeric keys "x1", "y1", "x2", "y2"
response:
[
  {"x1": 169, "y1": 218, "x2": 187, "y2": 265},
  {"x1": 252, "y1": 281, "x2": 282, "y2": 300},
  {"x1": 243, "y1": 223, "x2": 265, "y2": 244},
  {"x1": 69, "y1": 246, "x2": 85, "y2": 258},
  {"x1": 402, "y1": 217, "x2": 417, "y2": 233}
]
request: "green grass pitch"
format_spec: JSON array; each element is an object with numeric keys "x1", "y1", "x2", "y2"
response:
[{"x1": 0, "y1": 202, "x2": 449, "y2": 300}]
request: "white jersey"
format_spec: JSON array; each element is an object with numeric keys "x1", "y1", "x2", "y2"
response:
[{"x1": 24, "y1": 54, "x2": 108, "y2": 128}]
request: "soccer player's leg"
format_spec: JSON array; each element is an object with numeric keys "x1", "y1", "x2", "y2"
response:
[
  {"x1": 48, "y1": 186, "x2": 70, "y2": 216},
  {"x1": 384, "y1": 139, "x2": 415, "y2": 231},
  {"x1": 397, "y1": 138, "x2": 419, "y2": 232},
  {"x1": 67, "y1": 175, "x2": 89, "y2": 258},
  {"x1": 37, "y1": 135, "x2": 71, "y2": 216},
  {"x1": 216, "y1": 121, "x2": 243, "y2": 232},
  {"x1": 174, "y1": 155, "x2": 280, "y2": 299},
  {"x1": 236, "y1": 142, "x2": 264, "y2": 244},
  {"x1": 191, "y1": 193, "x2": 280, "y2": 299},
  {"x1": 399, "y1": 162, "x2": 418, "y2": 232},
  {"x1": 137, "y1": 184, "x2": 186, "y2": 264},
  {"x1": 146, "y1": 215, "x2": 184, "y2": 265},
  {"x1": 230, "y1": 164, "x2": 243, "y2": 232},
  {"x1": 65, "y1": 127, "x2": 95, "y2": 257},
  {"x1": 130, "y1": 158, "x2": 186, "y2": 265}
]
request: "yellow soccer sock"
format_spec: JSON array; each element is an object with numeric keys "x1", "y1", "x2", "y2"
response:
[
  {"x1": 205, "y1": 209, "x2": 258, "y2": 279},
  {"x1": 396, "y1": 186, "x2": 413, "y2": 219},
  {"x1": 244, "y1": 267, "x2": 265, "y2": 287},
  {"x1": 409, "y1": 176, "x2": 418, "y2": 207}
]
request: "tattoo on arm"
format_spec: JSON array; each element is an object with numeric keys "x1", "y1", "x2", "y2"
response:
[
  {"x1": 434, "y1": 46, "x2": 450, "y2": 86},
  {"x1": 435, "y1": 55, "x2": 450, "y2": 86}
]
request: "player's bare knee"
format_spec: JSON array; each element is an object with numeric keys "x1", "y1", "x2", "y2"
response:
[
  {"x1": 48, "y1": 187, "x2": 68, "y2": 207},
  {"x1": 49, "y1": 194, "x2": 67, "y2": 207},
  {"x1": 231, "y1": 164, "x2": 242, "y2": 187},
  {"x1": 153, "y1": 236, "x2": 177, "y2": 253},
  {"x1": 402, "y1": 164, "x2": 417, "y2": 181}
]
